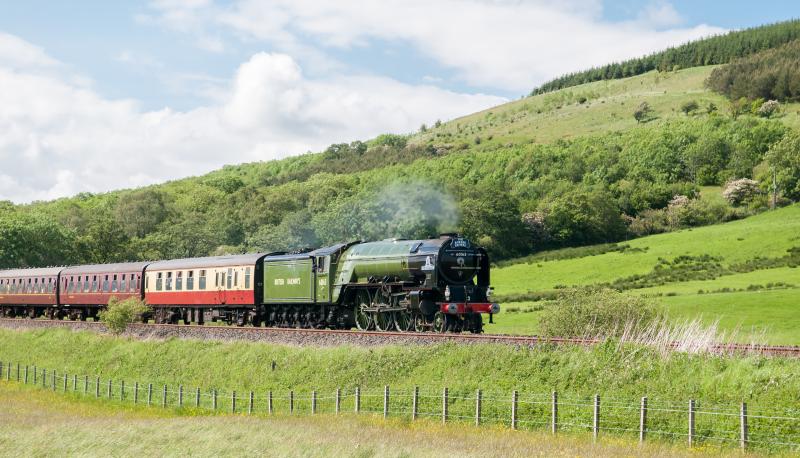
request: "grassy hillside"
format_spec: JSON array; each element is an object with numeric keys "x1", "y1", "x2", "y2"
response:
[{"x1": 491, "y1": 204, "x2": 800, "y2": 344}]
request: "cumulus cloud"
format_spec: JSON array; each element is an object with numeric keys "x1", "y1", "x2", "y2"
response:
[
  {"x1": 0, "y1": 38, "x2": 505, "y2": 203},
  {"x1": 145, "y1": 0, "x2": 725, "y2": 92}
]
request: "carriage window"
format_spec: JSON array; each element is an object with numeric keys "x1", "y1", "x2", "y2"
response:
[
  {"x1": 156, "y1": 273, "x2": 163, "y2": 291},
  {"x1": 91, "y1": 276, "x2": 98, "y2": 292},
  {"x1": 27, "y1": 278, "x2": 32, "y2": 293},
  {"x1": 245, "y1": 267, "x2": 251, "y2": 289},
  {"x1": 83, "y1": 276, "x2": 90, "y2": 292},
  {"x1": 166, "y1": 272, "x2": 173, "y2": 291},
  {"x1": 48, "y1": 278, "x2": 54, "y2": 293},
  {"x1": 227, "y1": 268, "x2": 233, "y2": 288},
  {"x1": 199, "y1": 270, "x2": 206, "y2": 290},
  {"x1": 187, "y1": 271, "x2": 194, "y2": 290},
  {"x1": 33, "y1": 278, "x2": 39, "y2": 293},
  {"x1": 133, "y1": 275, "x2": 139, "y2": 292},
  {"x1": 111, "y1": 274, "x2": 118, "y2": 292},
  {"x1": 234, "y1": 270, "x2": 238, "y2": 287},
  {"x1": 176, "y1": 271, "x2": 183, "y2": 291},
  {"x1": 103, "y1": 275, "x2": 110, "y2": 292}
]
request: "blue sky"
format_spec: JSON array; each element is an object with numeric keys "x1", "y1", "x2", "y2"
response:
[{"x1": 0, "y1": 1, "x2": 797, "y2": 202}]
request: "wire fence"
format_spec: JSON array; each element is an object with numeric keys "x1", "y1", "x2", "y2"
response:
[{"x1": 1, "y1": 360, "x2": 799, "y2": 452}]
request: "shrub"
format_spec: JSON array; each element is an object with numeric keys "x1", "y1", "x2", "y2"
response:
[
  {"x1": 538, "y1": 288, "x2": 661, "y2": 338},
  {"x1": 633, "y1": 101, "x2": 653, "y2": 123},
  {"x1": 681, "y1": 100, "x2": 699, "y2": 115},
  {"x1": 99, "y1": 297, "x2": 151, "y2": 335},
  {"x1": 758, "y1": 100, "x2": 780, "y2": 118},
  {"x1": 722, "y1": 178, "x2": 761, "y2": 205}
]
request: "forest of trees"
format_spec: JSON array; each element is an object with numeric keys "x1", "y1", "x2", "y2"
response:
[
  {"x1": 531, "y1": 19, "x2": 800, "y2": 95},
  {"x1": 706, "y1": 38, "x2": 800, "y2": 101},
  {"x1": 1, "y1": 113, "x2": 796, "y2": 269}
]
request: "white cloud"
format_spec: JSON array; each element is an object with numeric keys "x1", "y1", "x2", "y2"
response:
[
  {"x1": 0, "y1": 37, "x2": 504, "y2": 203},
  {"x1": 146, "y1": 0, "x2": 724, "y2": 92}
]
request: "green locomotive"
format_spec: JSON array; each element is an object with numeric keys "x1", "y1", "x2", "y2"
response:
[{"x1": 259, "y1": 234, "x2": 498, "y2": 333}]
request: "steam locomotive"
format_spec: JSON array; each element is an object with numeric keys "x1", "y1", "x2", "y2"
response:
[{"x1": 0, "y1": 234, "x2": 499, "y2": 333}]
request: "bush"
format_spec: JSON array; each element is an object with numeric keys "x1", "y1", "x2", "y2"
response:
[
  {"x1": 681, "y1": 100, "x2": 699, "y2": 115},
  {"x1": 722, "y1": 178, "x2": 761, "y2": 205},
  {"x1": 538, "y1": 288, "x2": 660, "y2": 338},
  {"x1": 99, "y1": 297, "x2": 151, "y2": 334},
  {"x1": 758, "y1": 100, "x2": 780, "y2": 118}
]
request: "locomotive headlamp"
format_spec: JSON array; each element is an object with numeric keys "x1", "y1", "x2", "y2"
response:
[{"x1": 444, "y1": 285, "x2": 451, "y2": 300}]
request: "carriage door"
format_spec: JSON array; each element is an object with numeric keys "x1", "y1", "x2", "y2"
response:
[{"x1": 315, "y1": 256, "x2": 330, "y2": 303}]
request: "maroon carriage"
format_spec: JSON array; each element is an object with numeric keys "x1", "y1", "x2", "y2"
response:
[
  {"x1": 59, "y1": 262, "x2": 148, "y2": 321},
  {"x1": 0, "y1": 267, "x2": 62, "y2": 318}
]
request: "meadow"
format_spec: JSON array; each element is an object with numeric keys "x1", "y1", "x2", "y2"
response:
[
  {"x1": 490, "y1": 204, "x2": 800, "y2": 344},
  {"x1": 0, "y1": 383, "x2": 750, "y2": 458}
]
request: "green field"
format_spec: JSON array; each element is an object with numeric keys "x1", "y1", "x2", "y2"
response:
[
  {"x1": 490, "y1": 204, "x2": 800, "y2": 343},
  {"x1": 0, "y1": 383, "x2": 745, "y2": 458},
  {"x1": 1, "y1": 328, "x2": 799, "y2": 453}
]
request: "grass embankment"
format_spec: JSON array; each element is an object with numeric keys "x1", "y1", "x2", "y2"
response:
[
  {"x1": 490, "y1": 204, "x2": 800, "y2": 344},
  {"x1": 1, "y1": 328, "x2": 799, "y2": 452},
  {"x1": 0, "y1": 383, "x2": 738, "y2": 458}
]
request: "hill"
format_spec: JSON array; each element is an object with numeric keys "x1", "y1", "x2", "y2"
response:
[
  {"x1": 531, "y1": 19, "x2": 800, "y2": 95},
  {"x1": 491, "y1": 203, "x2": 800, "y2": 344}
]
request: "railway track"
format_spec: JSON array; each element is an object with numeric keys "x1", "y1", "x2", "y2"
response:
[{"x1": 1, "y1": 318, "x2": 798, "y2": 357}]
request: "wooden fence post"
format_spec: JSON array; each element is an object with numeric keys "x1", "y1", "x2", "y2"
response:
[
  {"x1": 33, "y1": 365, "x2": 37, "y2": 385},
  {"x1": 511, "y1": 390, "x2": 519, "y2": 430},
  {"x1": 289, "y1": 390, "x2": 294, "y2": 414},
  {"x1": 383, "y1": 385, "x2": 389, "y2": 419},
  {"x1": 442, "y1": 387, "x2": 449, "y2": 424},
  {"x1": 42, "y1": 368, "x2": 46, "y2": 387},
  {"x1": 24, "y1": 366, "x2": 28, "y2": 384},
  {"x1": 412, "y1": 386, "x2": 419, "y2": 421},
  {"x1": 740, "y1": 402, "x2": 748, "y2": 450},
  {"x1": 552, "y1": 391, "x2": 558, "y2": 434},
  {"x1": 147, "y1": 383, "x2": 153, "y2": 406},
  {"x1": 355, "y1": 387, "x2": 360, "y2": 414},
  {"x1": 268, "y1": 391, "x2": 273, "y2": 415},
  {"x1": 95, "y1": 376, "x2": 100, "y2": 398},
  {"x1": 475, "y1": 389, "x2": 482, "y2": 426},
  {"x1": 335, "y1": 388, "x2": 341, "y2": 414},
  {"x1": 212, "y1": 389, "x2": 217, "y2": 410},
  {"x1": 639, "y1": 397, "x2": 648, "y2": 443},
  {"x1": 84, "y1": 375, "x2": 88, "y2": 395},
  {"x1": 162, "y1": 384, "x2": 167, "y2": 407},
  {"x1": 312, "y1": 390, "x2": 318, "y2": 415},
  {"x1": 16, "y1": 363, "x2": 20, "y2": 381},
  {"x1": 688, "y1": 399, "x2": 696, "y2": 447},
  {"x1": 62, "y1": 372, "x2": 67, "y2": 392},
  {"x1": 593, "y1": 394, "x2": 600, "y2": 441},
  {"x1": 73, "y1": 374, "x2": 77, "y2": 391},
  {"x1": 134, "y1": 382, "x2": 139, "y2": 404},
  {"x1": 52, "y1": 370, "x2": 57, "y2": 391},
  {"x1": 232, "y1": 390, "x2": 236, "y2": 413},
  {"x1": 120, "y1": 380, "x2": 125, "y2": 400},
  {"x1": 107, "y1": 379, "x2": 112, "y2": 398},
  {"x1": 195, "y1": 388, "x2": 200, "y2": 408},
  {"x1": 249, "y1": 391, "x2": 254, "y2": 415},
  {"x1": 178, "y1": 385, "x2": 183, "y2": 407}
]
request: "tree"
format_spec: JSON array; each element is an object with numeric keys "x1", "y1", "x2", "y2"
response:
[
  {"x1": 729, "y1": 97, "x2": 749, "y2": 119},
  {"x1": 459, "y1": 190, "x2": 531, "y2": 260},
  {"x1": 539, "y1": 187, "x2": 627, "y2": 247},
  {"x1": 633, "y1": 102, "x2": 653, "y2": 123},
  {"x1": 114, "y1": 189, "x2": 169, "y2": 238},
  {"x1": 765, "y1": 132, "x2": 800, "y2": 201}
]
